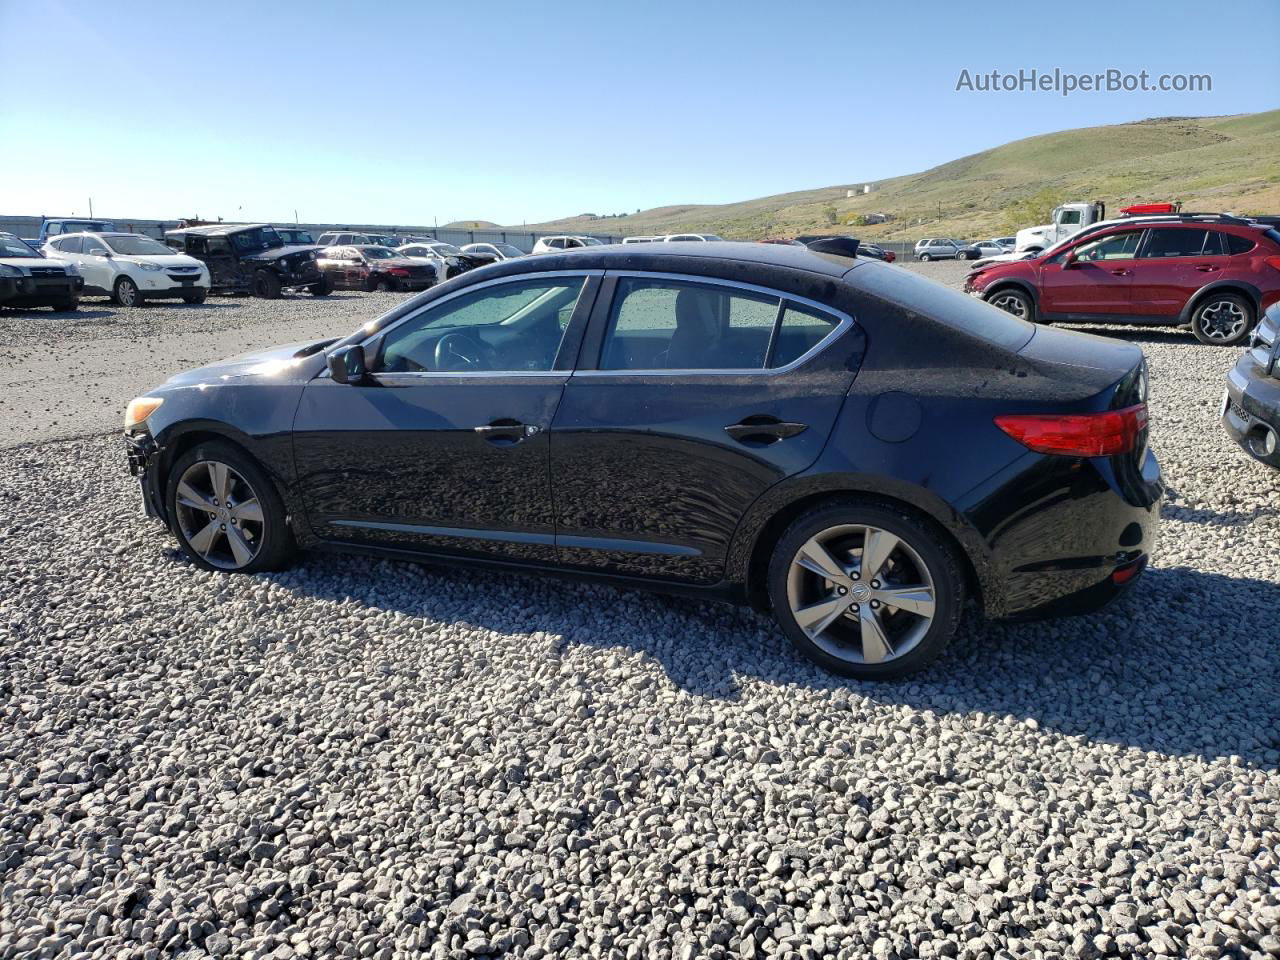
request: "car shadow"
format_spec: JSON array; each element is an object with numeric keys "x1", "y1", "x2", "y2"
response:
[
  {"x1": 1054, "y1": 323, "x2": 1233, "y2": 348},
  {"x1": 260, "y1": 553, "x2": 1280, "y2": 769}
]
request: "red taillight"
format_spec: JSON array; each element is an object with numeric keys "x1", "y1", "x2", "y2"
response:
[
  {"x1": 1264, "y1": 256, "x2": 1280, "y2": 273},
  {"x1": 994, "y1": 403, "x2": 1148, "y2": 457}
]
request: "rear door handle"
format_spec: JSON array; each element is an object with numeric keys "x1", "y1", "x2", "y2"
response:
[
  {"x1": 725, "y1": 415, "x2": 808, "y2": 445},
  {"x1": 474, "y1": 420, "x2": 539, "y2": 444},
  {"x1": 1110, "y1": 269, "x2": 1131, "y2": 277},
  {"x1": 1195, "y1": 265, "x2": 1220, "y2": 272}
]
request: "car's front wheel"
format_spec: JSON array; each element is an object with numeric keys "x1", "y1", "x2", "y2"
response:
[
  {"x1": 767, "y1": 502, "x2": 964, "y2": 679},
  {"x1": 252, "y1": 270, "x2": 283, "y2": 299},
  {"x1": 182, "y1": 290, "x2": 208, "y2": 304},
  {"x1": 987, "y1": 287, "x2": 1036, "y2": 322},
  {"x1": 919, "y1": 253, "x2": 932, "y2": 262},
  {"x1": 165, "y1": 440, "x2": 296, "y2": 573},
  {"x1": 1191, "y1": 293, "x2": 1254, "y2": 346},
  {"x1": 113, "y1": 276, "x2": 142, "y2": 307},
  {"x1": 309, "y1": 275, "x2": 334, "y2": 296},
  {"x1": 51, "y1": 297, "x2": 79, "y2": 312}
]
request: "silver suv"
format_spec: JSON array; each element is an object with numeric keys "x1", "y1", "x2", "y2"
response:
[{"x1": 914, "y1": 238, "x2": 961, "y2": 261}]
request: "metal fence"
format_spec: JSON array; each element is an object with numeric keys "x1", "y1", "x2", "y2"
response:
[
  {"x1": 0, "y1": 215, "x2": 622, "y2": 253},
  {"x1": 1, "y1": 213, "x2": 928, "y2": 260}
]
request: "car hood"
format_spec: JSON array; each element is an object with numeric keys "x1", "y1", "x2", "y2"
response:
[
  {"x1": 241, "y1": 244, "x2": 322, "y2": 261},
  {"x1": 160, "y1": 340, "x2": 336, "y2": 387},
  {"x1": 372, "y1": 257, "x2": 425, "y2": 269},
  {"x1": 0, "y1": 255, "x2": 72, "y2": 270}
]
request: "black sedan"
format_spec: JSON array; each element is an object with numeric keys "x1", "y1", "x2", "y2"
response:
[{"x1": 123, "y1": 243, "x2": 1162, "y2": 678}]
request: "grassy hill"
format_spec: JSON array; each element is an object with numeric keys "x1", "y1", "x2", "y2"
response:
[{"x1": 511, "y1": 110, "x2": 1280, "y2": 243}]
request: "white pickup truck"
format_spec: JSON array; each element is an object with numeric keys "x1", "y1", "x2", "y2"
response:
[{"x1": 1014, "y1": 201, "x2": 1107, "y2": 253}]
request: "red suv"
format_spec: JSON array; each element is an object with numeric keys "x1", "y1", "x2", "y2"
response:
[{"x1": 964, "y1": 218, "x2": 1280, "y2": 345}]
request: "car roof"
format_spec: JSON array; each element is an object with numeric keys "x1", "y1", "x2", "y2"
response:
[
  {"x1": 166, "y1": 223, "x2": 270, "y2": 236},
  {"x1": 55, "y1": 231, "x2": 152, "y2": 239},
  {"x1": 471, "y1": 240, "x2": 857, "y2": 279}
]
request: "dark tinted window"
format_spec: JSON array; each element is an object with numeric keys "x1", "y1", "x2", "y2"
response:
[
  {"x1": 1142, "y1": 229, "x2": 1210, "y2": 258},
  {"x1": 601, "y1": 278, "x2": 779, "y2": 371},
  {"x1": 1225, "y1": 232, "x2": 1257, "y2": 255},
  {"x1": 855, "y1": 266, "x2": 1035, "y2": 352},
  {"x1": 207, "y1": 238, "x2": 232, "y2": 255},
  {"x1": 82, "y1": 237, "x2": 108, "y2": 256},
  {"x1": 57, "y1": 236, "x2": 84, "y2": 254},
  {"x1": 772, "y1": 303, "x2": 839, "y2": 368},
  {"x1": 380, "y1": 277, "x2": 585, "y2": 373}
]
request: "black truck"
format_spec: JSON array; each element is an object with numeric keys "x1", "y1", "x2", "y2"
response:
[{"x1": 163, "y1": 223, "x2": 332, "y2": 298}]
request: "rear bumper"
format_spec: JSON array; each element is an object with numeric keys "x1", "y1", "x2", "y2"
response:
[
  {"x1": 1222, "y1": 354, "x2": 1280, "y2": 468},
  {"x1": 978, "y1": 447, "x2": 1164, "y2": 619},
  {"x1": 0, "y1": 274, "x2": 83, "y2": 305}
]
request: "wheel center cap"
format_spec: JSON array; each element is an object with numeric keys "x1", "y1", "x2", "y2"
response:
[
  {"x1": 850, "y1": 582, "x2": 872, "y2": 603},
  {"x1": 218, "y1": 508, "x2": 229, "y2": 522}
]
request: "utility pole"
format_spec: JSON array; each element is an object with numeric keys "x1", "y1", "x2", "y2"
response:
[{"x1": 89, "y1": 197, "x2": 94, "y2": 217}]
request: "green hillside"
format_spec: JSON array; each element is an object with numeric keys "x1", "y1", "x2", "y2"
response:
[{"x1": 513, "y1": 110, "x2": 1280, "y2": 243}]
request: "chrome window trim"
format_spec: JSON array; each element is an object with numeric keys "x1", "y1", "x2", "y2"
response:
[
  {"x1": 578, "y1": 269, "x2": 854, "y2": 377},
  {"x1": 351, "y1": 270, "x2": 602, "y2": 380}
]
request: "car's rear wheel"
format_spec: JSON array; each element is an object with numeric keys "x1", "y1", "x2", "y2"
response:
[
  {"x1": 767, "y1": 502, "x2": 964, "y2": 679},
  {"x1": 182, "y1": 290, "x2": 207, "y2": 304},
  {"x1": 253, "y1": 270, "x2": 283, "y2": 299},
  {"x1": 1191, "y1": 293, "x2": 1253, "y2": 346},
  {"x1": 309, "y1": 275, "x2": 333, "y2": 296},
  {"x1": 988, "y1": 287, "x2": 1035, "y2": 322},
  {"x1": 113, "y1": 276, "x2": 142, "y2": 307},
  {"x1": 165, "y1": 440, "x2": 295, "y2": 573}
]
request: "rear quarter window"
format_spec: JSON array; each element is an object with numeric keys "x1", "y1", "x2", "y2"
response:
[{"x1": 852, "y1": 264, "x2": 1035, "y2": 352}]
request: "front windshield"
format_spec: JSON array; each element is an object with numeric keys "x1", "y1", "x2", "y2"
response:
[
  {"x1": 0, "y1": 236, "x2": 39, "y2": 257},
  {"x1": 104, "y1": 235, "x2": 173, "y2": 257},
  {"x1": 431, "y1": 243, "x2": 462, "y2": 256},
  {"x1": 362, "y1": 246, "x2": 397, "y2": 259},
  {"x1": 230, "y1": 227, "x2": 283, "y2": 252},
  {"x1": 493, "y1": 243, "x2": 524, "y2": 257},
  {"x1": 283, "y1": 230, "x2": 314, "y2": 244}
]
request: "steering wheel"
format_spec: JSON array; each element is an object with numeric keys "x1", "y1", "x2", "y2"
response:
[{"x1": 433, "y1": 332, "x2": 495, "y2": 372}]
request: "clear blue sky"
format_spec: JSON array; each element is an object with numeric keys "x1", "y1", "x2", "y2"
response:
[{"x1": 1, "y1": 0, "x2": 1276, "y2": 226}]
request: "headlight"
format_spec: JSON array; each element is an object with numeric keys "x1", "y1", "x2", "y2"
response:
[
  {"x1": 0, "y1": 264, "x2": 24, "y2": 278},
  {"x1": 124, "y1": 396, "x2": 163, "y2": 430},
  {"x1": 139, "y1": 262, "x2": 163, "y2": 272}
]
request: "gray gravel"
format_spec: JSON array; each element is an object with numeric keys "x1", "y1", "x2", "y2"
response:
[{"x1": 2, "y1": 266, "x2": 1279, "y2": 960}]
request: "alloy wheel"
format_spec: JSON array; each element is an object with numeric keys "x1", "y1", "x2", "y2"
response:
[
  {"x1": 117, "y1": 278, "x2": 138, "y2": 307},
  {"x1": 173, "y1": 460, "x2": 265, "y2": 570},
  {"x1": 990, "y1": 292, "x2": 1028, "y2": 319},
  {"x1": 785, "y1": 523, "x2": 936, "y2": 666},
  {"x1": 1197, "y1": 299, "x2": 1247, "y2": 343}
]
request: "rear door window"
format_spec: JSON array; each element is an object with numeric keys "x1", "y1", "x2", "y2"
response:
[{"x1": 1141, "y1": 229, "x2": 1210, "y2": 258}]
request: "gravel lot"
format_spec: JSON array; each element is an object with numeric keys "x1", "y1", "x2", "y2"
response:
[{"x1": 2, "y1": 266, "x2": 1278, "y2": 960}]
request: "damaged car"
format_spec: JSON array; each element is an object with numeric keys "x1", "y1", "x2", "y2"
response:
[{"x1": 163, "y1": 224, "x2": 332, "y2": 299}]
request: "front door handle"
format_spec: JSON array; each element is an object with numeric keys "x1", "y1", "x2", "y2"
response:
[
  {"x1": 474, "y1": 420, "x2": 539, "y2": 445},
  {"x1": 725, "y1": 415, "x2": 808, "y2": 445},
  {"x1": 1194, "y1": 264, "x2": 1220, "y2": 272}
]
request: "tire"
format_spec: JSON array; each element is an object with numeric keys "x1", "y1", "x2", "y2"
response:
[
  {"x1": 50, "y1": 297, "x2": 79, "y2": 312},
  {"x1": 766, "y1": 501, "x2": 965, "y2": 680},
  {"x1": 919, "y1": 253, "x2": 932, "y2": 262},
  {"x1": 1190, "y1": 293, "x2": 1254, "y2": 346},
  {"x1": 252, "y1": 270, "x2": 283, "y2": 300},
  {"x1": 165, "y1": 439, "x2": 296, "y2": 574},
  {"x1": 309, "y1": 275, "x2": 333, "y2": 296},
  {"x1": 378, "y1": 278, "x2": 396, "y2": 292},
  {"x1": 182, "y1": 289, "x2": 208, "y2": 305},
  {"x1": 987, "y1": 287, "x2": 1036, "y2": 323},
  {"x1": 113, "y1": 276, "x2": 142, "y2": 307}
]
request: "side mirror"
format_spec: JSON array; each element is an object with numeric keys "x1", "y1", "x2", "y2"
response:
[
  {"x1": 327, "y1": 345, "x2": 367, "y2": 385},
  {"x1": 1061, "y1": 251, "x2": 1077, "y2": 269}
]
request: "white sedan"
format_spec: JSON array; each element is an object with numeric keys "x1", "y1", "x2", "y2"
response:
[{"x1": 44, "y1": 232, "x2": 210, "y2": 306}]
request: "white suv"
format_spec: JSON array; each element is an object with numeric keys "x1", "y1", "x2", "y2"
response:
[
  {"x1": 45, "y1": 232, "x2": 210, "y2": 306},
  {"x1": 531, "y1": 235, "x2": 606, "y2": 254}
]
